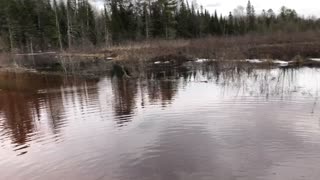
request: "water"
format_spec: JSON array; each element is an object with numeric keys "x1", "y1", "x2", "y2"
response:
[{"x1": 1, "y1": 66, "x2": 320, "y2": 180}]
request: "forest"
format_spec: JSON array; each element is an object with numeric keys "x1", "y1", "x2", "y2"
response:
[{"x1": 0, "y1": 0, "x2": 320, "y2": 53}]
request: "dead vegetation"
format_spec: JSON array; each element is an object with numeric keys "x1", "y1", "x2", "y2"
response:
[
  {"x1": 1, "y1": 31, "x2": 320, "y2": 76},
  {"x1": 186, "y1": 31, "x2": 320, "y2": 60},
  {"x1": 91, "y1": 31, "x2": 320, "y2": 62}
]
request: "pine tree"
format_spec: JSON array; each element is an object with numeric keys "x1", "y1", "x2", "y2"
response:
[
  {"x1": 66, "y1": 0, "x2": 75, "y2": 48},
  {"x1": 141, "y1": 0, "x2": 152, "y2": 39},
  {"x1": 246, "y1": 0, "x2": 256, "y2": 32},
  {"x1": 109, "y1": 0, "x2": 123, "y2": 42},
  {"x1": 227, "y1": 12, "x2": 234, "y2": 35},
  {"x1": 159, "y1": 0, "x2": 177, "y2": 39},
  {"x1": 0, "y1": 0, "x2": 319, "y2": 51},
  {"x1": 103, "y1": 4, "x2": 111, "y2": 46},
  {"x1": 53, "y1": 0, "x2": 63, "y2": 51},
  {"x1": 210, "y1": 10, "x2": 219, "y2": 35},
  {"x1": 150, "y1": 1, "x2": 163, "y2": 37},
  {"x1": 176, "y1": 0, "x2": 190, "y2": 38}
]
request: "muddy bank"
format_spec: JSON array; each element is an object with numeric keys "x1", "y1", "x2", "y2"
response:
[
  {"x1": 1, "y1": 44, "x2": 320, "y2": 78},
  {"x1": 2, "y1": 53, "x2": 320, "y2": 79},
  {"x1": 0, "y1": 52, "x2": 114, "y2": 77},
  {"x1": 246, "y1": 42, "x2": 320, "y2": 60}
]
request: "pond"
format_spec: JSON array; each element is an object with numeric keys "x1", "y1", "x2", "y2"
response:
[{"x1": 0, "y1": 65, "x2": 320, "y2": 180}]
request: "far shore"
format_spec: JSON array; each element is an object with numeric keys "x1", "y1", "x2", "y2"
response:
[{"x1": 1, "y1": 32, "x2": 320, "y2": 77}]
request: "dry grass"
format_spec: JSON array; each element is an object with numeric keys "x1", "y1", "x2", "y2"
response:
[
  {"x1": 92, "y1": 31, "x2": 320, "y2": 62},
  {"x1": 1, "y1": 31, "x2": 320, "y2": 76},
  {"x1": 0, "y1": 52, "x2": 16, "y2": 67},
  {"x1": 187, "y1": 31, "x2": 320, "y2": 60}
]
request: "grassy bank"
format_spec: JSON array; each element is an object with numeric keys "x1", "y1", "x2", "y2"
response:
[
  {"x1": 108, "y1": 31, "x2": 320, "y2": 61},
  {"x1": 1, "y1": 31, "x2": 320, "y2": 77}
]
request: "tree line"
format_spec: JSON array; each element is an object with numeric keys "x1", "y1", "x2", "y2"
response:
[{"x1": 0, "y1": 0, "x2": 320, "y2": 52}]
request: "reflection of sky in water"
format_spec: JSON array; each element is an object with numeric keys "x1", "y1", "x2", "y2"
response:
[{"x1": 0, "y1": 67, "x2": 319, "y2": 180}]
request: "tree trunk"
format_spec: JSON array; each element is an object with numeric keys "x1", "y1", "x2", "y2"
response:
[
  {"x1": 7, "y1": 17, "x2": 17, "y2": 65},
  {"x1": 86, "y1": 0, "x2": 89, "y2": 31},
  {"x1": 145, "y1": 2, "x2": 149, "y2": 40},
  {"x1": 104, "y1": 4, "x2": 110, "y2": 47},
  {"x1": 30, "y1": 38, "x2": 35, "y2": 66},
  {"x1": 7, "y1": 20, "x2": 14, "y2": 52},
  {"x1": 165, "y1": 24, "x2": 168, "y2": 39},
  {"x1": 105, "y1": 24, "x2": 109, "y2": 48},
  {"x1": 54, "y1": 0, "x2": 63, "y2": 52},
  {"x1": 66, "y1": 3, "x2": 72, "y2": 49}
]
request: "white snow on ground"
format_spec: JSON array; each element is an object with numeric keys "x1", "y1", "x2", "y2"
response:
[
  {"x1": 273, "y1": 60, "x2": 289, "y2": 67},
  {"x1": 153, "y1": 58, "x2": 299, "y2": 67},
  {"x1": 245, "y1": 59, "x2": 291, "y2": 67},
  {"x1": 245, "y1": 59, "x2": 266, "y2": 63},
  {"x1": 309, "y1": 58, "x2": 320, "y2": 62},
  {"x1": 154, "y1": 61, "x2": 171, "y2": 64},
  {"x1": 195, "y1": 58, "x2": 215, "y2": 63}
]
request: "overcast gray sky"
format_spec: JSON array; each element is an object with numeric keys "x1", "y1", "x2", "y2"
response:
[
  {"x1": 92, "y1": 0, "x2": 320, "y2": 17},
  {"x1": 197, "y1": 0, "x2": 319, "y2": 17}
]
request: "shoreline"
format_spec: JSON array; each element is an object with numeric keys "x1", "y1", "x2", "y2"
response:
[
  {"x1": 2, "y1": 33, "x2": 320, "y2": 77},
  {"x1": 1, "y1": 55, "x2": 320, "y2": 79}
]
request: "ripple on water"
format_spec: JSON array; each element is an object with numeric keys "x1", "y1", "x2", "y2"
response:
[{"x1": 0, "y1": 67, "x2": 320, "y2": 180}]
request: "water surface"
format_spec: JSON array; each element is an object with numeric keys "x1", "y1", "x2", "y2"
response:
[{"x1": 1, "y1": 66, "x2": 320, "y2": 180}]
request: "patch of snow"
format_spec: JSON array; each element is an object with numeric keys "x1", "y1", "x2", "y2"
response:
[
  {"x1": 245, "y1": 59, "x2": 265, "y2": 63},
  {"x1": 195, "y1": 58, "x2": 216, "y2": 63},
  {"x1": 273, "y1": 60, "x2": 287, "y2": 64},
  {"x1": 309, "y1": 58, "x2": 320, "y2": 62},
  {"x1": 273, "y1": 60, "x2": 289, "y2": 67},
  {"x1": 37, "y1": 90, "x2": 48, "y2": 94},
  {"x1": 195, "y1": 58, "x2": 209, "y2": 63},
  {"x1": 106, "y1": 57, "x2": 113, "y2": 61},
  {"x1": 154, "y1": 61, "x2": 171, "y2": 64},
  {"x1": 245, "y1": 59, "x2": 290, "y2": 66}
]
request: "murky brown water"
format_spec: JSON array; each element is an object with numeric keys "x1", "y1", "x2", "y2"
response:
[{"x1": 1, "y1": 66, "x2": 320, "y2": 180}]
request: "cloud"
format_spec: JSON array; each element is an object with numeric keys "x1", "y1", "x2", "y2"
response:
[{"x1": 206, "y1": 3, "x2": 222, "y2": 8}]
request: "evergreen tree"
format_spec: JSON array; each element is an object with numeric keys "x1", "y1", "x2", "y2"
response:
[
  {"x1": 246, "y1": 0, "x2": 256, "y2": 32},
  {"x1": 150, "y1": 1, "x2": 163, "y2": 37},
  {"x1": 159, "y1": 0, "x2": 177, "y2": 39},
  {"x1": 141, "y1": 1, "x2": 151, "y2": 39},
  {"x1": 227, "y1": 12, "x2": 234, "y2": 35},
  {"x1": 0, "y1": 0, "x2": 319, "y2": 51},
  {"x1": 176, "y1": 0, "x2": 190, "y2": 38}
]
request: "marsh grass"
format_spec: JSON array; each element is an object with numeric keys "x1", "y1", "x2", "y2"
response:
[
  {"x1": 92, "y1": 31, "x2": 320, "y2": 63},
  {"x1": 1, "y1": 31, "x2": 320, "y2": 76}
]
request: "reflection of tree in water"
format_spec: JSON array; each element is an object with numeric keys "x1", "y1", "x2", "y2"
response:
[
  {"x1": 0, "y1": 92, "x2": 35, "y2": 145},
  {"x1": 217, "y1": 67, "x2": 301, "y2": 97},
  {"x1": 43, "y1": 79, "x2": 99, "y2": 134},
  {"x1": 0, "y1": 72, "x2": 98, "y2": 153},
  {"x1": 112, "y1": 79, "x2": 138, "y2": 126},
  {"x1": 167, "y1": 62, "x2": 304, "y2": 98},
  {"x1": 44, "y1": 91, "x2": 66, "y2": 136},
  {"x1": 0, "y1": 64, "x2": 314, "y2": 154},
  {"x1": 145, "y1": 62, "x2": 306, "y2": 101},
  {"x1": 0, "y1": 72, "x2": 64, "y2": 147},
  {"x1": 145, "y1": 65, "x2": 185, "y2": 107},
  {"x1": 146, "y1": 80, "x2": 179, "y2": 107},
  {"x1": 159, "y1": 81, "x2": 178, "y2": 106}
]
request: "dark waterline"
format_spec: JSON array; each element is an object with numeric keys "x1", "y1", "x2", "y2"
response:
[{"x1": 0, "y1": 66, "x2": 320, "y2": 180}]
